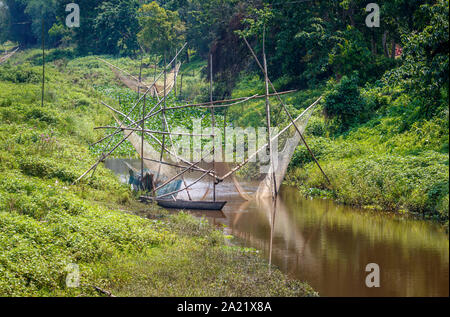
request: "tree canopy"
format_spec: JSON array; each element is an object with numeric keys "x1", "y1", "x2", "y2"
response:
[
  {"x1": 1, "y1": 0, "x2": 448, "y2": 105},
  {"x1": 137, "y1": 1, "x2": 185, "y2": 56}
]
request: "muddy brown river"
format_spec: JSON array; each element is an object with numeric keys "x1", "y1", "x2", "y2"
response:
[{"x1": 105, "y1": 159, "x2": 449, "y2": 297}]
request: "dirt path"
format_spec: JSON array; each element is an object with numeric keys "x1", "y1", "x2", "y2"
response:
[
  {"x1": 111, "y1": 64, "x2": 180, "y2": 98},
  {"x1": 0, "y1": 47, "x2": 19, "y2": 65}
]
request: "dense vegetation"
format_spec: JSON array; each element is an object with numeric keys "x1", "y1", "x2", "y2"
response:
[
  {"x1": 0, "y1": 0, "x2": 448, "y2": 296},
  {"x1": 0, "y1": 49, "x2": 316, "y2": 296}
]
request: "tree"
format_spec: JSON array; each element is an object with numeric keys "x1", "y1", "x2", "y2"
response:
[
  {"x1": 324, "y1": 74, "x2": 372, "y2": 133},
  {"x1": 383, "y1": 0, "x2": 449, "y2": 117},
  {"x1": 0, "y1": 1, "x2": 10, "y2": 43},
  {"x1": 51, "y1": 0, "x2": 139, "y2": 55},
  {"x1": 137, "y1": 1, "x2": 185, "y2": 56},
  {"x1": 4, "y1": 0, "x2": 35, "y2": 45},
  {"x1": 22, "y1": 0, "x2": 58, "y2": 44},
  {"x1": 93, "y1": 0, "x2": 140, "y2": 55}
]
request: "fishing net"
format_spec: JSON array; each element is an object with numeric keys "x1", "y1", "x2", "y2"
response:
[
  {"x1": 95, "y1": 58, "x2": 320, "y2": 202},
  {"x1": 115, "y1": 94, "x2": 319, "y2": 201},
  {"x1": 229, "y1": 99, "x2": 318, "y2": 200}
]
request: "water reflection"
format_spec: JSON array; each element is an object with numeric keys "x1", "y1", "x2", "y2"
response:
[
  {"x1": 105, "y1": 159, "x2": 449, "y2": 297},
  {"x1": 203, "y1": 187, "x2": 449, "y2": 297}
]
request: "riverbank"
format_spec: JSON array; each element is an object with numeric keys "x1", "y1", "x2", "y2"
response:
[
  {"x1": 285, "y1": 95, "x2": 449, "y2": 226},
  {"x1": 0, "y1": 49, "x2": 316, "y2": 297},
  {"x1": 227, "y1": 75, "x2": 449, "y2": 226}
]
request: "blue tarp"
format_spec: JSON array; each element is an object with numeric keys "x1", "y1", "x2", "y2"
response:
[{"x1": 128, "y1": 170, "x2": 182, "y2": 196}]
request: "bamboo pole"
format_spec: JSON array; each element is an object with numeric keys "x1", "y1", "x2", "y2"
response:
[
  {"x1": 223, "y1": 108, "x2": 227, "y2": 162},
  {"x1": 155, "y1": 91, "x2": 296, "y2": 111},
  {"x1": 73, "y1": 130, "x2": 134, "y2": 184},
  {"x1": 156, "y1": 53, "x2": 168, "y2": 183},
  {"x1": 243, "y1": 36, "x2": 331, "y2": 184},
  {"x1": 99, "y1": 98, "x2": 219, "y2": 182},
  {"x1": 41, "y1": 19, "x2": 45, "y2": 108},
  {"x1": 147, "y1": 94, "x2": 259, "y2": 119},
  {"x1": 262, "y1": 26, "x2": 278, "y2": 200},
  {"x1": 94, "y1": 126, "x2": 215, "y2": 137},
  {"x1": 210, "y1": 54, "x2": 216, "y2": 202}
]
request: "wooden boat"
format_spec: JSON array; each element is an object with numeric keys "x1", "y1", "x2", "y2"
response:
[
  {"x1": 140, "y1": 195, "x2": 226, "y2": 210},
  {"x1": 156, "y1": 199, "x2": 227, "y2": 211}
]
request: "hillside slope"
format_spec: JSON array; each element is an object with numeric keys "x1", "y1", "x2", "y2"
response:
[{"x1": 0, "y1": 49, "x2": 315, "y2": 297}]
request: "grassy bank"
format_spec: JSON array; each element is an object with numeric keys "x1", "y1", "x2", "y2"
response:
[
  {"x1": 227, "y1": 75, "x2": 449, "y2": 225},
  {"x1": 286, "y1": 87, "x2": 449, "y2": 224},
  {"x1": 0, "y1": 49, "x2": 316, "y2": 297}
]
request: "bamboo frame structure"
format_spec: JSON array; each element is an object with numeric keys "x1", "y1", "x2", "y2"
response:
[
  {"x1": 75, "y1": 35, "x2": 325, "y2": 205},
  {"x1": 242, "y1": 36, "x2": 331, "y2": 184},
  {"x1": 219, "y1": 97, "x2": 322, "y2": 181},
  {"x1": 91, "y1": 43, "x2": 187, "y2": 148}
]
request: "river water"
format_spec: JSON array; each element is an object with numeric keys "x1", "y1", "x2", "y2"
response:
[{"x1": 105, "y1": 159, "x2": 449, "y2": 297}]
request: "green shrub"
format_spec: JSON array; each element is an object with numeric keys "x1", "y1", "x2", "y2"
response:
[
  {"x1": 0, "y1": 65, "x2": 42, "y2": 84},
  {"x1": 26, "y1": 107, "x2": 58, "y2": 125},
  {"x1": 19, "y1": 156, "x2": 78, "y2": 183},
  {"x1": 324, "y1": 74, "x2": 373, "y2": 133}
]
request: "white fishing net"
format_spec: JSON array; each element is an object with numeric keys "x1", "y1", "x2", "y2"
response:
[
  {"x1": 95, "y1": 55, "x2": 320, "y2": 202},
  {"x1": 116, "y1": 93, "x2": 319, "y2": 201}
]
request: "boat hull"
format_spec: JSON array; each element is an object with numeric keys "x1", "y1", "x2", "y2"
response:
[{"x1": 156, "y1": 199, "x2": 227, "y2": 211}]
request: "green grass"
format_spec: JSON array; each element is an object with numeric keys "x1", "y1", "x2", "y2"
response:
[{"x1": 0, "y1": 48, "x2": 315, "y2": 297}]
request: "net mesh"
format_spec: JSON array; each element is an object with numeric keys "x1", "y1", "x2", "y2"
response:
[
  {"x1": 115, "y1": 95, "x2": 318, "y2": 201},
  {"x1": 106, "y1": 62, "x2": 319, "y2": 201}
]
